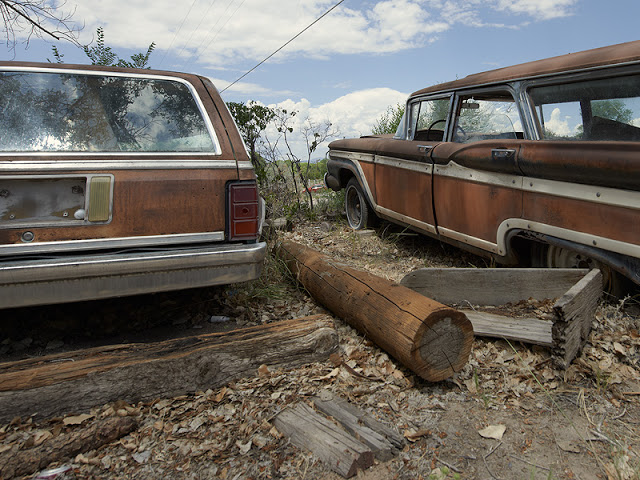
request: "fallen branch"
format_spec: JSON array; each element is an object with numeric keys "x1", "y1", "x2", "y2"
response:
[{"x1": 0, "y1": 416, "x2": 137, "y2": 478}]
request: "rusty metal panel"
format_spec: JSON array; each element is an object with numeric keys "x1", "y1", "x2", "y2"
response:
[
  {"x1": 0, "y1": 168, "x2": 235, "y2": 246},
  {"x1": 360, "y1": 161, "x2": 376, "y2": 201},
  {"x1": 434, "y1": 176, "x2": 522, "y2": 243},
  {"x1": 411, "y1": 40, "x2": 640, "y2": 98},
  {"x1": 374, "y1": 162, "x2": 434, "y2": 226},
  {"x1": 523, "y1": 192, "x2": 640, "y2": 246}
]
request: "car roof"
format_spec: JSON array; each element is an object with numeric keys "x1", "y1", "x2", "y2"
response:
[{"x1": 411, "y1": 40, "x2": 640, "y2": 98}]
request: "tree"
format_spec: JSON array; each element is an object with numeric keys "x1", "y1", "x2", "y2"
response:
[
  {"x1": 372, "y1": 103, "x2": 405, "y2": 135},
  {"x1": 227, "y1": 101, "x2": 276, "y2": 183},
  {"x1": 51, "y1": 27, "x2": 156, "y2": 69},
  {"x1": 591, "y1": 99, "x2": 633, "y2": 124},
  {"x1": 1, "y1": 0, "x2": 80, "y2": 51}
]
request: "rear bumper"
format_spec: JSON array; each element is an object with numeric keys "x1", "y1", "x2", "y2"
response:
[{"x1": 0, "y1": 241, "x2": 267, "y2": 308}]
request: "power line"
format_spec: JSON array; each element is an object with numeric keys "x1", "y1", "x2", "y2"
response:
[
  {"x1": 159, "y1": 0, "x2": 200, "y2": 67},
  {"x1": 221, "y1": 0, "x2": 346, "y2": 93}
]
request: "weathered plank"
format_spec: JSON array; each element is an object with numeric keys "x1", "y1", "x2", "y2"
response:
[
  {"x1": 552, "y1": 269, "x2": 602, "y2": 368},
  {"x1": 0, "y1": 315, "x2": 338, "y2": 422},
  {"x1": 274, "y1": 403, "x2": 374, "y2": 478},
  {"x1": 277, "y1": 240, "x2": 473, "y2": 382},
  {"x1": 462, "y1": 310, "x2": 553, "y2": 347},
  {"x1": 312, "y1": 395, "x2": 398, "y2": 461},
  {"x1": 400, "y1": 268, "x2": 589, "y2": 306},
  {"x1": 401, "y1": 268, "x2": 602, "y2": 367}
]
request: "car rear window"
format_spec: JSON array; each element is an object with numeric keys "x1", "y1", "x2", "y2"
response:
[
  {"x1": 0, "y1": 70, "x2": 220, "y2": 154},
  {"x1": 529, "y1": 74, "x2": 640, "y2": 141}
]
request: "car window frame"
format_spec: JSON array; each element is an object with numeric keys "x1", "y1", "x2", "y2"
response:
[
  {"x1": 449, "y1": 86, "x2": 524, "y2": 143},
  {"x1": 403, "y1": 94, "x2": 454, "y2": 142},
  {"x1": 0, "y1": 66, "x2": 222, "y2": 157},
  {"x1": 522, "y1": 63, "x2": 640, "y2": 142}
]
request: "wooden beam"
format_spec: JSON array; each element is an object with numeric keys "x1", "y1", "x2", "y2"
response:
[
  {"x1": 400, "y1": 268, "x2": 589, "y2": 306},
  {"x1": 0, "y1": 315, "x2": 338, "y2": 422},
  {"x1": 276, "y1": 241, "x2": 473, "y2": 382},
  {"x1": 274, "y1": 403, "x2": 374, "y2": 478},
  {"x1": 312, "y1": 395, "x2": 400, "y2": 460}
]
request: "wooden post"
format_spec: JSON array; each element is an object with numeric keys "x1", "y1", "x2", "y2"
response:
[
  {"x1": 276, "y1": 240, "x2": 473, "y2": 382},
  {"x1": 0, "y1": 315, "x2": 338, "y2": 422}
]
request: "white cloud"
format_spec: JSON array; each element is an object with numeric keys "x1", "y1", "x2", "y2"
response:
[
  {"x1": 545, "y1": 107, "x2": 576, "y2": 136},
  {"x1": 262, "y1": 87, "x2": 408, "y2": 160},
  {"x1": 51, "y1": 0, "x2": 576, "y2": 71},
  {"x1": 495, "y1": 0, "x2": 578, "y2": 20}
]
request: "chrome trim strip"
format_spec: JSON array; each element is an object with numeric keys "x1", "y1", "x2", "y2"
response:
[
  {"x1": 0, "y1": 66, "x2": 222, "y2": 156},
  {"x1": 0, "y1": 160, "x2": 239, "y2": 171},
  {"x1": 437, "y1": 226, "x2": 501, "y2": 254},
  {"x1": 375, "y1": 156, "x2": 433, "y2": 174},
  {"x1": 434, "y1": 162, "x2": 522, "y2": 189},
  {"x1": 377, "y1": 206, "x2": 437, "y2": 235},
  {"x1": 330, "y1": 150, "x2": 375, "y2": 163},
  {"x1": 497, "y1": 219, "x2": 640, "y2": 259},
  {"x1": 237, "y1": 161, "x2": 254, "y2": 170},
  {"x1": 523, "y1": 177, "x2": 640, "y2": 209},
  {"x1": 0, "y1": 232, "x2": 225, "y2": 257}
]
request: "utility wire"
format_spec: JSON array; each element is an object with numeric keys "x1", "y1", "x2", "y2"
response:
[
  {"x1": 221, "y1": 0, "x2": 346, "y2": 93},
  {"x1": 159, "y1": 0, "x2": 200, "y2": 67},
  {"x1": 174, "y1": 0, "x2": 221, "y2": 62}
]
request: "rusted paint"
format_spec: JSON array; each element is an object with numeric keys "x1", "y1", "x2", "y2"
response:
[
  {"x1": 412, "y1": 40, "x2": 640, "y2": 97},
  {"x1": 375, "y1": 163, "x2": 434, "y2": 226},
  {"x1": 359, "y1": 161, "x2": 376, "y2": 201},
  {"x1": 518, "y1": 141, "x2": 640, "y2": 192},
  {"x1": 434, "y1": 176, "x2": 522, "y2": 243},
  {"x1": 0, "y1": 168, "x2": 235, "y2": 245},
  {"x1": 523, "y1": 192, "x2": 640, "y2": 246}
]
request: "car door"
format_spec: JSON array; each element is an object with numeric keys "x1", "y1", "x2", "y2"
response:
[
  {"x1": 373, "y1": 96, "x2": 452, "y2": 236},
  {"x1": 430, "y1": 89, "x2": 525, "y2": 257}
]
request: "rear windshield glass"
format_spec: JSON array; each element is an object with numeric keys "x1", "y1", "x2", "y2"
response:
[
  {"x1": 0, "y1": 70, "x2": 219, "y2": 153},
  {"x1": 529, "y1": 74, "x2": 640, "y2": 141}
]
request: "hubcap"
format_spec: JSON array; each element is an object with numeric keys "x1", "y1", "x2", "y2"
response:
[{"x1": 346, "y1": 186, "x2": 362, "y2": 228}]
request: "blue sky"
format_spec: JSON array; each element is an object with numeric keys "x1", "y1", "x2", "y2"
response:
[{"x1": 3, "y1": 0, "x2": 640, "y2": 158}]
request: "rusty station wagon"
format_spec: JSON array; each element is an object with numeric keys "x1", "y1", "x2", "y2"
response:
[
  {"x1": 0, "y1": 62, "x2": 266, "y2": 308},
  {"x1": 326, "y1": 41, "x2": 640, "y2": 294}
]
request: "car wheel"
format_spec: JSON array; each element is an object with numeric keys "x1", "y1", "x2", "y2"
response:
[
  {"x1": 345, "y1": 178, "x2": 377, "y2": 230},
  {"x1": 531, "y1": 242, "x2": 632, "y2": 298}
]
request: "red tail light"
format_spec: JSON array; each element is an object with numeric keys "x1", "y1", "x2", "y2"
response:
[{"x1": 227, "y1": 182, "x2": 259, "y2": 241}]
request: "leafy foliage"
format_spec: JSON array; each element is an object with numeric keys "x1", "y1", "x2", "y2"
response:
[
  {"x1": 372, "y1": 103, "x2": 405, "y2": 135},
  {"x1": 51, "y1": 27, "x2": 155, "y2": 69}
]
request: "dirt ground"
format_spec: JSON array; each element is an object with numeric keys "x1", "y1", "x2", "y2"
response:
[{"x1": 1, "y1": 218, "x2": 639, "y2": 480}]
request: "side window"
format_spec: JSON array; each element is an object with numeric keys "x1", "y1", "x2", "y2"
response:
[
  {"x1": 453, "y1": 94, "x2": 523, "y2": 143},
  {"x1": 410, "y1": 97, "x2": 451, "y2": 142},
  {"x1": 529, "y1": 74, "x2": 640, "y2": 141},
  {"x1": 0, "y1": 71, "x2": 219, "y2": 153}
]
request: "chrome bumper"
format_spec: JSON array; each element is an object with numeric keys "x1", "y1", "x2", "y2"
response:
[{"x1": 0, "y1": 241, "x2": 267, "y2": 308}]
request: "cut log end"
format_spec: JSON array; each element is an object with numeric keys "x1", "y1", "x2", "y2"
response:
[{"x1": 413, "y1": 311, "x2": 474, "y2": 382}]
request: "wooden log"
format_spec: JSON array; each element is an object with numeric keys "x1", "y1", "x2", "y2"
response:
[
  {"x1": 0, "y1": 315, "x2": 338, "y2": 422},
  {"x1": 0, "y1": 416, "x2": 137, "y2": 478},
  {"x1": 312, "y1": 395, "x2": 399, "y2": 460},
  {"x1": 276, "y1": 240, "x2": 473, "y2": 382},
  {"x1": 274, "y1": 403, "x2": 374, "y2": 478}
]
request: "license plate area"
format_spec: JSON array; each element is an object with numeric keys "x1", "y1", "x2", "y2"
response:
[{"x1": 0, "y1": 175, "x2": 113, "y2": 228}]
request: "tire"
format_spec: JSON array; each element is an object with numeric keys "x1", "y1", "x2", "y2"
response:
[
  {"x1": 531, "y1": 242, "x2": 633, "y2": 299},
  {"x1": 345, "y1": 178, "x2": 377, "y2": 230}
]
